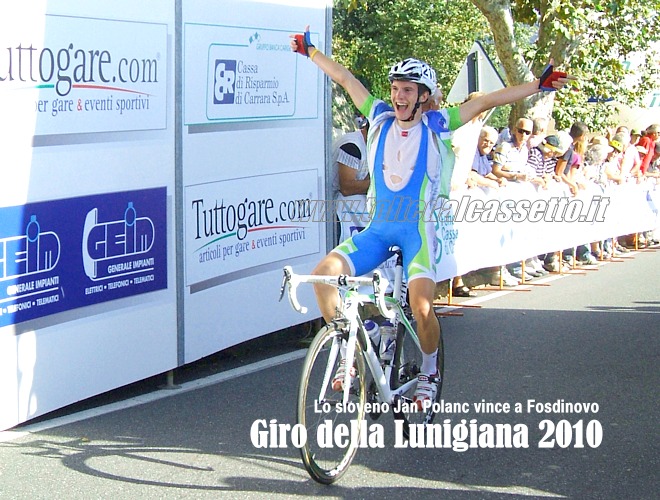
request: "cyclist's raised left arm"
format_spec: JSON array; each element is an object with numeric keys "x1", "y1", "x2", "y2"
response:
[{"x1": 290, "y1": 26, "x2": 369, "y2": 112}]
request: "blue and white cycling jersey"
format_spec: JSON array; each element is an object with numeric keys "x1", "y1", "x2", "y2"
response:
[{"x1": 333, "y1": 96, "x2": 463, "y2": 282}]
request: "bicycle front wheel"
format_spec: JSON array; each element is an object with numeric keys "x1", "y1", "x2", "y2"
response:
[
  {"x1": 391, "y1": 318, "x2": 445, "y2": 440},
  {"x1": 297, "y1": 322, "x2": 367, "y2": 484}
]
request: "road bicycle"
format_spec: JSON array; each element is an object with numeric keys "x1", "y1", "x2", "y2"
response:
[{"x1": 279, "y1": 248, "x2": 445, "y2": 484}]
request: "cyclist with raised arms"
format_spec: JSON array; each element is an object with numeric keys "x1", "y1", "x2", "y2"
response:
[{"x1": 291, "y1": 26, "x2": 574, "y2": 410}]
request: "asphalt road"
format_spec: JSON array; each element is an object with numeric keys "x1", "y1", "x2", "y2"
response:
[{"x1": 0, "y1": 249, "x2": 658, "y2": 499}]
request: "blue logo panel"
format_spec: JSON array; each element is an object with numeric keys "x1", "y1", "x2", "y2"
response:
[
  {"x1": 0, "y1": 188, "x2": 167, "y2": 328},
  {"x1": 213, "y1": 59, "x2": 236, "y2": 104}
]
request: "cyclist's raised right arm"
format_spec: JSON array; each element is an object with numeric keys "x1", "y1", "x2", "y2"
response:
[{"x1": 290, "y1": 26, "x2": 369, "y2": 112}]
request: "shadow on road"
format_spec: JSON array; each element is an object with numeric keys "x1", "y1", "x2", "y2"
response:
[{"x1": 2, "y1": 300, "x2": 657, "y2": 499}]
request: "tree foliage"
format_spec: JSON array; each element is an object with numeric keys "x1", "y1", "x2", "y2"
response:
[
  {"x1": 332, "y1": 0, "x2": 660, "y2": 132},
  {"x1": 331, "y1": 0, "x2": 492, "y2": 129}
]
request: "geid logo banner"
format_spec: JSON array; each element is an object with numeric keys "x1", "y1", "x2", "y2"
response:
[
  {"x1": 0, "y1": 14, "x2": 168, "y2": 135},
  {"x1": 184, "y1": 23, "x2": 319, "y2": 124},
  {"x1": 0, "y1": 188, "x2": 167, "y2": 328}
]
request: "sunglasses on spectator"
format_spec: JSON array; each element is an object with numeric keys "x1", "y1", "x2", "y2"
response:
[{"x1": 517, "y1": 128, "x2": 532, "y2": 135}]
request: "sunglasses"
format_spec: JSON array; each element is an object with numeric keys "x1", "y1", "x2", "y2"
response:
[{"x1": 517, "y1": 128, "x2": 532, "y2": 135}]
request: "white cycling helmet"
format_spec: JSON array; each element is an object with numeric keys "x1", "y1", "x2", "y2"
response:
[{"x1": 388, "y1": 58, "x2": 437, "y2": 95}]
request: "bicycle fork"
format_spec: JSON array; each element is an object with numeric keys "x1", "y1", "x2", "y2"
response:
[{"x1": 337, "y1": 294, "x2": 361, "y2": 407}]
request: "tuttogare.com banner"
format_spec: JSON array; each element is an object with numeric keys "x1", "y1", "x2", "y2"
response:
[
  {"x1": 184, "y1": 169, "x2": 321, "y2": 287},
  {"x1": 0, "y1": 13, "x2": 167, "y2": 135}
]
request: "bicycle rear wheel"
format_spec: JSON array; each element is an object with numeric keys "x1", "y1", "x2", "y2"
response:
[
  {"x1": 297, "y1": 322, "x2": 366, "y2": 484},
  {"x1": 391, "y1": 317, "x2": 445, "y2": 440}
]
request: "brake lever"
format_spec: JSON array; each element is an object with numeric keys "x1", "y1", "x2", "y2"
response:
[{"x1": 279, "y1": 267, "x2": 291, "y2": 302}]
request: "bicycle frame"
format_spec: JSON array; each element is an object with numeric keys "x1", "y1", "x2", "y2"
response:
[
  {"x1": 281, "y1": 249, "x2": 423, "y2": 409},
  {"x1": 289, "y1": 253, "x2": 446, "y2": 484},
  {"x1": 350, "y1": 293, "x2": 421, "y2": 408}
]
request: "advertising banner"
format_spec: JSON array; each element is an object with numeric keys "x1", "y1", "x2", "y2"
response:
[
  {"x1": 434, "y1": 181, "x2": 660, "y2": 280},
  {"x1": 183, "y1": 22, "x2": 320, "y2": 125},
  {"x1": 181, "y1": 0, "x2": 328, "y2": 361},
  {"x1": 0, "y1": 14, "x2": 168, "y2": 135},
  {"x1": 184, "y1": 170, "x2": 320, "y2": 286},
  {"x1": 0, "y1": 187, "x2": 167, "y2": 327}
]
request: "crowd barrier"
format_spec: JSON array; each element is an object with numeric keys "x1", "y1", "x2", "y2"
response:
[
  {"x1": 332, "y1": 179, "x2": 659, "y2": 284},
  {"x1": 435, "y1": 179, "x2": 659, "y2": 281}
]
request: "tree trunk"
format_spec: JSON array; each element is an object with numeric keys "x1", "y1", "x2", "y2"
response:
[{"x1": 470, "y1": 0, "x2": 558, "y2": 127}]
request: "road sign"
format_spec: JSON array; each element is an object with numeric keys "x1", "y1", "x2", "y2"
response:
[{"x1": 447, "y1": 40, "x2": 506, "y2": 104}]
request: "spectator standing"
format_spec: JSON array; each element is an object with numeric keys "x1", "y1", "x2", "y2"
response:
[
  {"x1": 555, "y1": 121, "x2": 589, "y2": 195},
  {"x1": 526, "y1": 134, "x2": 563, "y2": 188},
  {"x1": 497, "y1": 126, "x2": 512, "y2": 145},
  {"x1": 599, "y1": 136, "x2": 626, "y2": 186},
  {"x1": 491, "y1": 117, "x2": 534, "y2": 181},
  {"x1": 583, "y1": 139, "x2": 614, "y2": 186},
  {"x1": 331, "y1": 118, "x2": 370, "y2": 244},
  {"x1": 630, "y1": 129, "x2": 642, "y2": 148},
  {"x1": 467, "y1": 124, "x2": 526, "y2": 285},
  {"x1": 618, "y1": 129, "x2": 642, "y2": 181},
  {"x1": 634, "y1": 125, "x2": 660, "y2": 245},
  {"x1": 450, "y1": 91, "x2": 487, "y2": 192},
  {"x1": 447, "y1": 91, "x2": 486, "y2": 297},
  {"x1": 646, "y1": 140, "x2": 660, "y2": 178},
  {"x1": 492, "y1": 117, "x2": 546, "y2": 280},
  {"x1": 636, "y1": 124, "x2": 659, "y2": 175},
  {"x1": 469, "y1": 126, "x2": 506, "y2": 189},
  {"x1": 528, "y1": 117, "x2": 549, "y2": 149}
]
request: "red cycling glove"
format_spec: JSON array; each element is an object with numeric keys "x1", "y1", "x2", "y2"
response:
[
  {"x1": 539, "y1": 64, "x2": 567, "y2": 91},
  {"x1": 293, "y1": 30, "x2": 314, "y2": 57}
]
